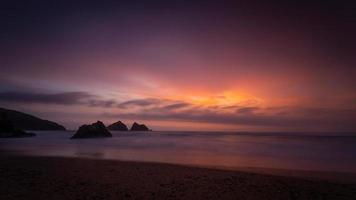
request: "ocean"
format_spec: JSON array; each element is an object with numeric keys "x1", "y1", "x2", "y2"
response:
[{"x1": 1, "y1": 131, "x2": 356, "y2": 173}]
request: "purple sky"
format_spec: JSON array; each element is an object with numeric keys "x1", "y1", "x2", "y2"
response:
[{"x1": 1, "y1": 1, "x2": 355, "y2": 131}]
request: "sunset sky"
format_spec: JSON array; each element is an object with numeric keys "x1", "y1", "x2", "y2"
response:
[{"x1": 1, "y1": 0, "x2": 355, "y2": 131}]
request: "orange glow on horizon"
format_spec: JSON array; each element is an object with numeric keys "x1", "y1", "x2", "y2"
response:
[
  {"x1": 161, "y1": 90, "x2": 263, "y2": 109},
  {"x1": 189, "y1": 91, "x2": 262, "y2": 107}
]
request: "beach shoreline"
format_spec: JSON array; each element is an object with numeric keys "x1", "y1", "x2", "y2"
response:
[{"x1": 1, "y1": 154, "x2": 355, "y2": 199}]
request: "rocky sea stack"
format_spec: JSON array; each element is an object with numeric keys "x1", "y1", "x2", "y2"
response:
[
  {"x1": 130, "y1": 122, "x2": 151, "y2": 131},
  {"x1": 71, "y1": 121, "x2": 112, "y2": 139},
  {"x1": 0, "y1": 114, "x2": 36, "y2": 138},
  {"x1": 107, "y1": 121, "x2": 128, "y2": 131}
]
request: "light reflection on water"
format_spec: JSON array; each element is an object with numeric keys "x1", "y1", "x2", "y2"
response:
[{"x1": 1, "y1": 131, "x2": 356, "y2": 173}]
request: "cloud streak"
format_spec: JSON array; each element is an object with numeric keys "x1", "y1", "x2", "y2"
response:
[
  {"x1": 117, "y1": 98, "x2": 162, "y2": 108},
  {"x1": 107, "y1": 98, "x2": 356, "y2": 131},
  {"x1": 1, "y1": 91, "x2": 355, "y2": 131},
  {"x1": 0, "y1": 91, "x2": 116, "y2": 107},
  {"x1": 0, "y1": 91, "x2": 93, "y2": 105}
]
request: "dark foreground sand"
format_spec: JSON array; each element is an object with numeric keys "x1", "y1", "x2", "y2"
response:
[{"x1": 1, "y1": 155, "x2": 356, "y2": 200}]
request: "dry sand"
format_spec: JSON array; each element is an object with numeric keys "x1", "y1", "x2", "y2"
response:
[{"x1": 0, "y1": 155, "x2": 355, "y2": 200}]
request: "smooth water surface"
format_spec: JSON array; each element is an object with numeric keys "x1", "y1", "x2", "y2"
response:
[{"x1": 1, "y1": 131, "x2": 356, "y2": 173}]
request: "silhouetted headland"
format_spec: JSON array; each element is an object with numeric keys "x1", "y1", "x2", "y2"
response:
[
  {"x1": 107, "y1": 120, "x2": 128, "y2": 131},
  {"x1": 71, "y1": 121, "x2": 112, "y2": 139},
  {"x1": 0, "y1": 114, "x2": 35, "y2": 138},
  {"x1": 0, "y1": 108, "x2": 66, "y2": 130},
  {"x1": 130, "y1": 122, "x2": 151, "y2": 131}
]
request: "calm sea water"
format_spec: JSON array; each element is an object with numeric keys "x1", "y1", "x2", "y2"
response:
[{"x1": 1, "y1": 131, "x2": 356, "y2": 173}]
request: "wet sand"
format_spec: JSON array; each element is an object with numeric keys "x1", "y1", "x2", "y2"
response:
[{"x1": 0, "y1": 155, "x2": 356, "y2": 200}]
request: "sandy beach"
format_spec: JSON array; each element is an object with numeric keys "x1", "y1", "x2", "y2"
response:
[{"x1": 1, "y1": 155, "x2": 355, "y2": 200}]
